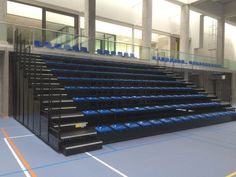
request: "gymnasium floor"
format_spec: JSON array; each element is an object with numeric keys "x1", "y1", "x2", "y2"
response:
[{"x1": 1, "y1": 118, "x2": 236, "y2": 177}]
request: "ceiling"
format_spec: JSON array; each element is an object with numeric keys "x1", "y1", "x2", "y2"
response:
[
  {"x1": 169, "y1": 0, "x2": 236, "y2": 25},
  {"x1": 191, "y1": 0, "x2": 236, "y2": 24},
  {"x1": 211, "y1": 0, "x2": 234, "y2": 4}
]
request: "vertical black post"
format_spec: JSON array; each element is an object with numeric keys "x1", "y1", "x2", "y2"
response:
[{"x1": 42, "y1": 8, "x2": 46, "y2": 43}]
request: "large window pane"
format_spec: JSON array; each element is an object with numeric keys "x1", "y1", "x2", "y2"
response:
[
  {"x1": 7, "y1": 1, "x2": 42, "y2": 44},
  {"x1": 46, "y1": 11, "x2": 75, "y2": 45}
]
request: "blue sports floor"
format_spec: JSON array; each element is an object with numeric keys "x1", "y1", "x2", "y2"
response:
[{"x1": 1, "y1": 118, "x2": 236, "y2": 177}]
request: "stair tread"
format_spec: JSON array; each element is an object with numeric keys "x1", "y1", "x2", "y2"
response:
[
  {"x1": 63, "y1": 140, "x2": 103, "y2": 150},
  {"x1": 51, "y1": 112, "x2": 83, "y2": 119},
  {"x1": 61, "y1": 128, "x2": 97, "y2": 140}
]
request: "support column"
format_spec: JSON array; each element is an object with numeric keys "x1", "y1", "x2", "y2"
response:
[
  {"x1": 0, "y1": 0, "x2": 7, "y2": 43},
  {"x1": 184, "y1": 70, "x2": 189, "y2": 82},
  {"x1": 141, "y1": 0, "x2": 152, "y2": 60},
  {"x1": 216, "y1": 17, "x2": 225, "y2": 65},
  {"x1": 180, "y1": 4, "x2": 190, "y2": 56},
  {"x1": 0, "y1": 51, "x2": 9, "y2": 117},
  {"x1": 84, "y1": 0, "x2": 96, "y2": 53},
  {"x1": 132, "y1": 26, "x2": 135, "y2": 54},
  {"x1": 231, "y1": 73, "x2": 236, "y2": 107},
  {"x1": 199, "y1": 15, "x2": 204, "y2": 49}
]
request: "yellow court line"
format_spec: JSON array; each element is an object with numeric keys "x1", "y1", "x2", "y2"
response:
[
  {"x1": 0, "y1": 128, "x2": 37, "y2": 177},
  {"x1": 226, "y1": 172, "x2": 236, "y2": 177}
]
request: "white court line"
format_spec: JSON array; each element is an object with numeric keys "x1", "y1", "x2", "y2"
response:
[
  {"x1": 85, "y1": 152, "x2": 128, "y2": 177},
  {"x1": 3, "y1": 138, "x2": 31, "y2": 177},
  {"x1": 9, "y1": 134, "x2": 34, "y2": 139}
]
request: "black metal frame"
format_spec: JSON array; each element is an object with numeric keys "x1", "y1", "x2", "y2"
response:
[{"x1": 12, "y1": 29, "x2": 62, "y2": 152}]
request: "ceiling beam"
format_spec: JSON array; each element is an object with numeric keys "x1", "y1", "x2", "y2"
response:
[
  {"x1": 165, "y1": 0, "x2": 185, "y2": 6},
  {"x1": 190, "y1": 0, "x2": 208, "y2": 5},
  {"x1": 224, "y1": 0, "x2": 236, "y2": 17},
  {"x1": 190, "y1": 0, "x2": 223, "y2": 19}
]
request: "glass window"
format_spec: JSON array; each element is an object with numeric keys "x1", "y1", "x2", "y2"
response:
[
  {"x1": 7, "y1": 1, "x2": 42, "y2": 20},
  {"x1": 7, "y1": 1, "x2": 42, "y2": 44},
  {"x1": 45, "y1": 11, "x2": 75, "y2": 45}
]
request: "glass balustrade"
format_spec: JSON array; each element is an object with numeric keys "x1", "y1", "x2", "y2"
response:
[{"x1": 1, "y1": 21, "x2": 236, "y2": 71}]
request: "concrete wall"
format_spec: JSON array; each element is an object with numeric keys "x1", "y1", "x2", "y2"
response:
[
  {"x1": 232, "y1": 73, "x2": 236, "y2": 107},
  {"x1": 0, "y1": 49, "x2": 9, "y2": 117},
  {"x1": 187, "y1": 70, "x2": 232, "y2": 102},
  {"x1": 0, "y1": 52, "x2": 3, "y2": 115}
]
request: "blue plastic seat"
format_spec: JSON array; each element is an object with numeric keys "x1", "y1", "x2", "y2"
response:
[
  {"x1": 181, "y1": 117, "x2": 192, "y2": 121},
  {"x1": 170, "y1": 117, "x2": 183, "y2": 123},
  {"x1": 96, "y1": 126, "x2": 112, "y2": 133},
  {"x1": 118, "y1": 52, "x2": 123, "y2": 57},
  {"x1": 154, "y1": 106, "x2": 162, "y2": 111},
  {"x1": 111, "y1": 108, "x2": 125, "y2": 113},
  {"x1": 123, "y1": 108, "x2": 137, "y2": 112},
  {"x1": 160, "y1": 118, "x2": 173, "y2": 124},
  {"x1": 104, "y1": 50, "x2": 110, "y2": 55},
  {"x1": 111, "y1": 96, "x2": 122, "y2": 100},
  {"x1": 130, "y1": 53, "x2": 135, "y2": 58},
  {"x1": 72, "y1": 44, "x2": 80, "y2": 51},
  {"x1": 44, "y1": 41, "x2": 53, "y2": 49},
  {"x1": 64, "y1": 44, "x2": 72, "y2": 51},
  {"x1": 73, "y1": 97, "x2": 87, "y2": 102},
  {"x1": 54, "y1": 43, "x2": 62, "y2": 49},
  {"x1": 81, "y1": 47, "x2": 88, "y2": 53},
  {"x1": 97, "y1": 109, "x2": 112, "y2": 115},
  {"x1": 111, "y1": 51, "x2": 116, "y2": 56},
  {"x1": 34, "y1": 40, "x2": 43, "y2": 47},
  {"x1": 124, "y1": 52, "x2": 129, "y2": 58},
  {"x1": 87, "y1": 97, "x2": 99, "y2": 101},
  {"x1": 99, "y1": 97, "x2": 111, "y2": 101},
  {"x1": 142, "y1": 106, "x2": 151, "y2": 110},
  {"x1": 82, "y1": 110, "x2": 98, "y2": 116},
  {"x1": 149, "y1": 119, "x2": 163, "y2": 125},
  {"x1": 97, "y1": 49, "x2": 102, "y2": 54},
  {"x1": 125, "y1": 122, "x2": 140, "y2": 129},
  {"x1": 137, "y1": 121, "x2": 152, "y2": 127},
  {"x1": 135, "y1": 107, "x2": 148, "y2": 112},
  {"x1": 110, "y1": 124, "x2": 127, "y2": 131}
]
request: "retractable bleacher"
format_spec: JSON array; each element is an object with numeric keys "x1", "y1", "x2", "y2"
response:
[{"x1": 12, "y1": 52, "x2": 236, "y2": 156}]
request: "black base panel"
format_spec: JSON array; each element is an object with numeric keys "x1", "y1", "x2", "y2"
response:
[{"x1": 62, "y1": 143, "x2": 102, "y2": 156}]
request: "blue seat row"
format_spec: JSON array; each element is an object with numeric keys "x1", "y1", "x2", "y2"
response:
[
  {"x1": 73, "y1": 94, "x2": 206, "y2": 103},
  {"x1": 57, "y1": 76, "x2": 182, "y2": 84},
  {"x1": 189, "y1": 61, "x2": 222, "y2": 68},
  {"x1": 34, "y1": 40, "x2": 89, "y2": 53},
  {"x1": 152, "y1": 56, "x2": 222, "y2": 68},
  {"x1": 65, "y1": 86, "x2": 193, "y2": 91},
  {"x1": 46, "y1": 61, "x2": 165, "y2": 76},
  {"x1": 95, "y1": 111, "x2": 236, "y2": 133},
  {"x1": 152, "y1": 56, "x2": 185, "y2": 64},
  {"x1": 97, "y1": 49, "x2": 135, "y2": 58},
  {"x1": 51, "y1": 69, "x2": 165, "y2": 80},
  {"x1": 82, "y1": 102, "x2": 221, "y2": 117}
]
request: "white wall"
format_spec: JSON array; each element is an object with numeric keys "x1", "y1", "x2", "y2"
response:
[
  {"x1": 152, "y1": 0, "x2": 180, "y2": 34},
  {"x1": 35, "y1": 0, "x2": 85, "y2": 12},
  {"x1": 225, "y1": 23, "x2": 236, "y2": 61},
  {"x1": 189, "y1": 10, "x2": 200, "y2": 52},
  {"x1": 195, "y1": 16, "x2": 217, "y2": 58},
  {"x1": 97, "y1": 0, "x2": 142, "y2": 25}
]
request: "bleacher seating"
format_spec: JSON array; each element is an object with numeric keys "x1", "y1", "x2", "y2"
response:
[
  {"x1": 152, "y1": 56, "x2": 223, "y2": 68},
  {"x1": 14, "y1": 53, "x2": 236, "y2": 156}
]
